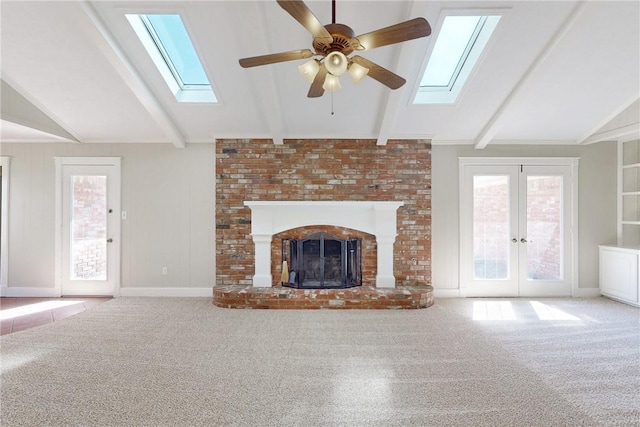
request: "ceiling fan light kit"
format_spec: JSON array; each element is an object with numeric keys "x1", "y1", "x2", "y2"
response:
[
  {"x1": 322, "y1": 73, "x2": 342, "y2": 92},
  {"x1": 324, "y1": 51, "x2": 348, "y2": 76},
  {"x1": 239, "y1": 0, "x2": 431, "y2": 98},
  {"x1": 348, "y1": 62, "x2": 369, "y2": 83},
  {"x1": 300, "y1": 51, "x2": 364, "y2": 90},
  {"x1": 298, "y1": 59, "x2": 320, "y2": 83}
]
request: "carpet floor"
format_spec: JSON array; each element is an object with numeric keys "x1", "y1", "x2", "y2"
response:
[{"x1": 1, "y1": 297, "x2": 638, "y2": 426}]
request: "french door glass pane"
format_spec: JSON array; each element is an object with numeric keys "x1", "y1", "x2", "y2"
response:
[
  {"x1": 71, "y1": 175, "x2": 107, "y2": 280},
  {"x1": 526, "y1": 176, "x2": 563, "y2": 280},
  {"x1": 473, "y1": 175, "x2": 510, "y2": 280}
]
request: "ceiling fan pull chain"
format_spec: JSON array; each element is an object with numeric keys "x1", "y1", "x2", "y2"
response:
[{"x1": 331, "y1": 92, "x2": 335, "y2": 115}]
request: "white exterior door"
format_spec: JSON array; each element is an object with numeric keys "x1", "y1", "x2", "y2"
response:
[
  {"x1": 56, "y1": 158, "x2": 121, "y2": 296},
  {"x1": 460, "y1": 159, "x2": 577, "y2": 297}
]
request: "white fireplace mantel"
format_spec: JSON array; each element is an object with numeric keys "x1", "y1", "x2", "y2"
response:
[{"x1": 244, "y1": 201, "x2": 404, "y2": 288}]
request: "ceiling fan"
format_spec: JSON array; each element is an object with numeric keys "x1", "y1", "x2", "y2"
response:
[{"x1": 239, "y1": 0, "x2": 431, "y2": 98}]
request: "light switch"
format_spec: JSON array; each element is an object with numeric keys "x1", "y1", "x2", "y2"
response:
[{"x1": 121, "y1": 210, "x2": 127, "y2": 220}]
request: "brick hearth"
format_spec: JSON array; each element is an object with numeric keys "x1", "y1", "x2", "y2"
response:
[{"x1": 213, "y1": 285, "x2": 434, "y2": 309}]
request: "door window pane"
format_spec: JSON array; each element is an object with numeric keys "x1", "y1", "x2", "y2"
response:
[
  {"x1": 526, "y1": 176, "x2": 563, "y2": 280},
  {"x1": 71, "y1": 176, "x2": 107, "y2": 280},
  {"x1": 473, "y1": 175, "x2": 510, "y2": 279}
]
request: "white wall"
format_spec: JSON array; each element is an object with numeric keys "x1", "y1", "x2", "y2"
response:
[
  {"x1": 432, "y1": 142, "x2": 617, "y2": 295},
  {"x1": 1, "y1": 141, "x2": 618, "y2": 297},
  {"x1": 1, "y1": 143, "x2": 215, "y2": 295}
]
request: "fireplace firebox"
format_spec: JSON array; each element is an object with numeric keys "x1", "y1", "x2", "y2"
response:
[{"x1": 282, "y1": 232, "x2": 361, "y2": 289}]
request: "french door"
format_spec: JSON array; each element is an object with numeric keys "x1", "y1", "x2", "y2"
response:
[
  {"x1": 56, "y1": 158, "x2": 121, "y2": 296},
  {"x1": 460, "y1": 159, "x2": 577, "y2": 297}
]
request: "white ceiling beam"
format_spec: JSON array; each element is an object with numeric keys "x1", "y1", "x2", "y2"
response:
[
  {"x1": 1, "y1": 78, "x2": 81, "y2": 143},
  {"x1": 78, "y1": 1, "x2": 186, "y2": 148},
  {"x1": 580, "y1": 122, "x2": 640, "y2": 145},
  {"x1": 375, "y1": 89, "x2": 399, "y2": 146},
  {"x1": 376, "y1": 1, "x2": 430, "y2": 146},
  {"x1": 240, "y1": 1, "x2": 285, "y2": 145},
  {"x1": 578, "y1": 97, "x2": 640, "y2": 144},
  {"x1": 474, "y1": 1, "x2": 586, "y2": 150}
]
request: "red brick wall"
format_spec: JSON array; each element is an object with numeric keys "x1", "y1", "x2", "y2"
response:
[{"x1": 215, "y1": 139, "x2": 431, "y2": 287}]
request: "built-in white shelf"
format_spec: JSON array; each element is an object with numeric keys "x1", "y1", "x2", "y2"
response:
[
  {"x1": 600, "y1": 245, "x2": 640, "y2": 307},
  {"x1": 619, "y1": 140, "x2": 640, "y2": 245}
]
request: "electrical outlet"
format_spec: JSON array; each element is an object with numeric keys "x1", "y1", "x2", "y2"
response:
[{"x1": 162, "y1": 267, "x2": 168, "y2": 275}]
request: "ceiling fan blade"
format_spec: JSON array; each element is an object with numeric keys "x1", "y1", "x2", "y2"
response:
[
  {"x1": 354, "y1": 17, "x2": 431, "y2": 51},
  {"x1": 277, "y1": 0, "x2": 333, "y2": 42},
  {"x1": 239, "y1": 49, "x2": 315, "y2": 68},
  {"x1": 307, "y1": 64, "x2": 328, "y2": 98},
  {"x1": 351, "y1": 56, "x2": 406, "y2": 89}
]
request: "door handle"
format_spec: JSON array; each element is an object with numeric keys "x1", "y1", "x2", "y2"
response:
[
  {"x1": 520, "y1": 238, "x2": 528, "y2": 243},
  {"x1": 512, "y1": 238, "x2": 518, "y2": 243},
  {"x1": 107, "y1": 238, "x2": 113, "y2": 243}
]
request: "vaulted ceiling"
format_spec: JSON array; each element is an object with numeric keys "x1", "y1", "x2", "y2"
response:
[{"x1": 1, "y1": 1, "x2": 639, "y2": 148}]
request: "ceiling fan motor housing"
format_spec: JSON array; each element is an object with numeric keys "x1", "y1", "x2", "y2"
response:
[{"x1": 313, "y1": 23, "x2": 357, "y2": 56}]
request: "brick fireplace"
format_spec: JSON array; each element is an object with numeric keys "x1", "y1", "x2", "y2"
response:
[{"x1": 215, "y1": 138, "x2": 432, "y2": 300}]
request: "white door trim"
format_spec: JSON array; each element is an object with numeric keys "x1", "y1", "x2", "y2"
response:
[
  {"x1": 458, "y1": 157, "x2": 580, "y2": 297},
  {"x1": 0, "y1": 157, "x2": 10, "y2": 295},
  {"x1": 459, "y1": 157, "x2": 581, "y2": 167},
  {"x1": 55, "y1": 157, "x2": 121, "y2": 297},
  {"x1": 460, "y1": 165, "x2": 520, "y2": 296},
  {"x1": 518, "y1": 165, "x2": 574, "y2": 296}
]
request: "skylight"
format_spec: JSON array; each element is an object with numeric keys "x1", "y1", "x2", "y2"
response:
[
  {"x1": 414, "y1": 14, "x2": 501, "y2": 104},
  {"x1": 127, "y1": 13, "x2": 217, "y2": 103}
]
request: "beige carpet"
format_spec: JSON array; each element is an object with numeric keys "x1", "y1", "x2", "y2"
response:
[{"x1": 1, "y1": 297, "x2": 638, "y2": 426}]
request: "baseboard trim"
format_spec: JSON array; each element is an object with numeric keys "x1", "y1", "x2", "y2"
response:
[
  {"x1": 573, "y1": 288, "x2": 601, "y2": 298},
  {"x1": 0, "y1": 285, "x2": 601, "y2": 300},
  {"x1": 0, "y1": 286, "x2": 213, "y2": 298},
  {"x1": 433, "y1": 287, "x2": 601, "y2": 299},
  {"x1": 119, "y1": 287, "x2": 213, "y2": 297},
  {"x1": 1, "y1": 286, "x2": 60, "y2": 297},
  {"x1": 433, "y1": 288, "x2": 461, "y2": 298}
]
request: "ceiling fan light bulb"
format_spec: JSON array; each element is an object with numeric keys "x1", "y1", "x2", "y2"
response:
[
  {"x1": 348, "y1": 62, "x2": 369, "y2": 83},
  {"x1": 298, "y1": 59, "x2": 320, "y2": 84},
  {"x1": 322, "y1": 74, "x2": 342, "y2": 92},
  {"x1": 325, "y1": 51, "x2": 348, "y2": 76}
]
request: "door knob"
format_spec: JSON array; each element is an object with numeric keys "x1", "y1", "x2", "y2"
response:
[
  {"x1": 512, "y1": 238, "x2": 518, "y2": 243},
  {"x1": 520, "y1": 238, "x2": 528, "y2": 243},
  {"x1": 107, "y1": 238, "x2": 113, "y2": 243}
]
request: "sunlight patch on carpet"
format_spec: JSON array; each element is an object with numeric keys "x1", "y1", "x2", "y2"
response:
[
  {"x1": 473, "y1": 301, "x2": 517, "y2": 321},
  {"x1": 530, "y1": 301, "x2": 582, "y2": 321},
  {"x1": 0, "y1": 300, "x2": 84, "y2": 320}
]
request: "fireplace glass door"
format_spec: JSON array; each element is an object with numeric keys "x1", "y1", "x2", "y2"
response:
[{"x1": 284, "y1": 233, "x2": 361, "y2": 289}]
